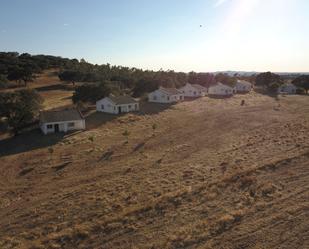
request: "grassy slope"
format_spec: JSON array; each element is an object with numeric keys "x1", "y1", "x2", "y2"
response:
[
  {"x1": 1, "y1": 69, "x2": 74, "y2": 110},
  {"x1": 0, "y1": 82, "x2": 308, "y2": 248}
]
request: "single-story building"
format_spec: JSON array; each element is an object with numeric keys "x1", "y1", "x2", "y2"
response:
[
  {"x1": 278, "y1": 82, "x2": 297, "y2": 94},
  {"x1": 148, "y1": 87, "x2": 184, "y2": 103},
  {"x1": 208, "y1": 82, "x2": 234, "y2": 96},
  {"x1": 96, "y1": 95, "x2": 139, "y2": 114},
  {"x1": 40, "y1": 109, "x2": 85, "y2": 134},
  {"x1": 235, "y1": 80, "x2": 252, "y2": 93},
  {"x1": 179, "y1": 83, "x2": 207, "y2": 97}
]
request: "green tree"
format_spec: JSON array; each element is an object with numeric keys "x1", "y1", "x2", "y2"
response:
[
  {"x1": 0, "y1": 74, "x2": 9, "y2": 89},
  {"x1": 0, "y1": 89, "x2": 43, "y2": 135},
  {"x1": 122, "y1": 129, "x2": 130, "y2": 144},
  {"x1": 255, "y1": 72, "x2": 282, "y2": 89},
  {"x1": 215, "y1": 73, "x2": 237, "y2": 87},
  {"x1": 268, "y1": 82, "x2": 281, "y2": 94},
  {"x1": 152, "y1": 123, "x2": 157, "y2": 136},
  {"x1": 132, "y1": 77, "x2": 159, "y2": 97},
  {"x1": 7, "y1": 66, "x2": 35, "y2": 86},
  {"x1": 72, "y1": 82, "x2": 111, "y2": 103},
  {"x1": 48, "y1": 147, "x2": 54, "y2": 162},
  {"x1": 292, "y1": 75, "x2": 309, "y2": 94}
]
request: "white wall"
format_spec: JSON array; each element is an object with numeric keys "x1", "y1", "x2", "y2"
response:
[
  {"x1": 116, "y1": 103, "x2": 139, "y2": 114},
  {"x1": 148, "y1": 90, "x2": 184, "y2": 103},
  {"x1": 179, "y1": 84, "x2": 206, "y2": 97},
  {"x1": 96, "y1": 98, "x2": 139, "y2": 114},
  {"x1": 235, "y1": 83, "x2": 252, "y2": 93},
  {"x1": 41, "y1": 120, "x2": 85, "y2": 134},
  {"x1": 208, "y1": 85, "x2": 233, "y2": 96},
  {"x1": 96, "y1": 98, "x2": 117, "y2": 114},
  {"x1": 278, "y1": 85, "x2": 296, "y2": 94}
]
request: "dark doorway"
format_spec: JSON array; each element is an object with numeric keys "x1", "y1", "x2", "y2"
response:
[
  {"x1": 118, "y1": 106, "x2": 121, "y2": 114},
  {"x1": 54, "y1": 124, "x2": 59, "y2": 132}
]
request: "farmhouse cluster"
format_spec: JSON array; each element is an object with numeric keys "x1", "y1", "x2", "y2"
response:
[{"x1": 39, "y1": 80, "x2": 297, "y2": 134}]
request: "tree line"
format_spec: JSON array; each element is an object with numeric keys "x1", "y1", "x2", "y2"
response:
[
  {"x1": 0, "y1": 52, "x2": 73, "y2": 88},
  {"x1": 0, "y1": 52, "x2": 309, "y2": 135},
  {"x1": 255, "y1": 71, "x2": 309, "y2": 94}
]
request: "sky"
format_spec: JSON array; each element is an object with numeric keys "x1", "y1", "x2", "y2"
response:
[{"x1": 0, "y1": 0, "x2": 308, "y2": 72}]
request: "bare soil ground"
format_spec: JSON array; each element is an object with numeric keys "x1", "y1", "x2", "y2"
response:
[{"x1": 0, "y1": 90, "x2": 308, "y2": 248}]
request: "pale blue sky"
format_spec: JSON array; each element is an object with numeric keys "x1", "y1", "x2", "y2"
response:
[{"x1": 0, "y1": 0, "x2": 308, "y2": 72}]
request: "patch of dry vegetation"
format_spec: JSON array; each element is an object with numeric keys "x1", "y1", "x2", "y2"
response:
[{"x1": 0, "y1": 85, "x2": 308, "y2": 248}]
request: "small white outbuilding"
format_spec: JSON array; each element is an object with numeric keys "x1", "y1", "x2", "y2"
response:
[
  {"x1": 235, "y1": 80, "x2": 252, "y2": 93},
  {"x1": 40, "y1": 109, "x2": 85, "y2": 135},
  {"x1": 179, "y1": 83, "x2": 207, "y2": 97},
  {"x1": 148, "y1": 87, "x2": 184, "y2": 103},
  {"x1": 278, "y1": 83, "x2": 297, "y2": 94},
  {"x1": 208, "y1": 82, "x2": 234, "y2": 96},
  {"x1": 96, "y1": 95, "x2": 139, "y2": 114}
]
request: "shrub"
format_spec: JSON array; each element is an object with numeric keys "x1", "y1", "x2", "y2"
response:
[
  {"x1": 296, "y1": 87, "x2": 305, "y2": 95},
  {"x1": 268, "y1": 82, "x2": 281, "y2": 94},
  {"x1": 72, "y1": 83, "x2": 111, "y2": 104}
]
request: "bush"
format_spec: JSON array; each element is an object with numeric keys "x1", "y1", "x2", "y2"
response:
[
  {"x1": 72, "y1": 83, "x2": 111, "y2": 103},
  {"x1": 268, "y1": 82, "x2": 281, "y2": 94},
  {"x1": 0, "y1": 74, "x2": 8, "y2": 89},
  {"x1": 0, "y1": 81, "x2": 8, "y2": 89},
  {"x1": 0, "y1": 89, "x2": 43, "y2": 135},
  {"x1": 296, "y1": 87, "x2": 305, "y2": 95}
]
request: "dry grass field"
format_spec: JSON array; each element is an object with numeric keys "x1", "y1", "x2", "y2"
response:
[
  {"x1": 0, "y1": 78, "x2": 308, "y2": 248},
  {"x1": 1, "y1": 69, "x2": 74, "y2": 110}
]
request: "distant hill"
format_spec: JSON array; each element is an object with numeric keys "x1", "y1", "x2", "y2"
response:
[{"x1": 213, "y1": 71, "x2": 309, "y2": 77}]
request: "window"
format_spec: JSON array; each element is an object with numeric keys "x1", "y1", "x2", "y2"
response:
[
  {"x1": 135, "y1": 104, "x2": 138, "y2": 109},
  {"x1": 153, "y1": 96, "x2": 157, "y2": 100},
  {"x1": 128, "y1": 105, "x2": 131, "y2": 109},
  {"x1": 167, "y1": 96, "x2": 170, "y2": 100},
  {"x1": 47, "y1": 124, "x2": 53, "y2": 129},
  {"x1": 68, "y1": 122, "x2": 75, "y2": 127},
  {"x1": 101, "y1": 104, "x2": 104, "y2": 109}
]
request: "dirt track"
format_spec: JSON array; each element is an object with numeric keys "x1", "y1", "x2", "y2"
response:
[{"x1": 0, "y1": 92, "x2": 308, "y2": 248}]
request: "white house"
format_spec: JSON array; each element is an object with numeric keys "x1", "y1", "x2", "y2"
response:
[
  {"x1": 278, "y1": 83, "x2": 297, "y2": 94},
  {"x1": 96, "y1": 95, "x2": 139, "y2": 114},
  {"x1": 179, "y1": 83, "x2": 207, "y2": 97},
  {"x1": 40, "y1": 109, "x2": 85, "y2": 135},
  {"x1": 148, "y1": 87, "x2": 184, "y2": 103},
  {"x1": 208, "y1": 82, "x2": 234, "y2": 96},
  {"x1": 235, "y1": 80, "x2": 252, "y2": 93}
]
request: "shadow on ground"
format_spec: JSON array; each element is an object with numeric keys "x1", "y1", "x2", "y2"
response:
[
  {"x1": 85, "y1": 112, "x2": 118, "y2": 130},
  {"x1": 138, "y1": 101, "x2": 175, "y2": 115},
  {"x1": 85, "y1": 101, "x2": 174, "y2": 130},
  {"x1": 35, "y1": 83, "x2": 73, "y2": 92},
  {"x1": 208, "y1": 95, "x2": 234, "y2": 99},
  {"x1": 0, "y1": 129, "x2": 65, "y2": 157}
]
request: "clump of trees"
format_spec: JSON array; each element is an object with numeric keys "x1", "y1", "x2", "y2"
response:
[
  {"x1": 292, "y1": 75, "x2": 309, "y2": 94},
  {"x1": 0, "y1": 89, "x2": 43, "y2": 135},
  {"x1": 188, "y1": 72, "x2": 215, "y2": 87},
  {"x1": 215, "y1": 73, "x2": 237, "y2": 87},
  {"x1": 72, "y1": 82, "x2": 112, "y2": 103},
  {"x1": 0, "y1": 74, "x2": 9, "y2": 89},
  {"x1": 255, "y1": 72, "x2": 283, "y2": 93},
  {"x1": 0, "y1": 52, "x2": 74, "y2": 88}
]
